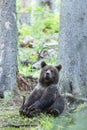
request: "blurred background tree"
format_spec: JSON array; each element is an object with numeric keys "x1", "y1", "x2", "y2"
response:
[
  {"x1": 59, "y1": 0, "x2": 87, "y2": 97},
  {"x1": 0, "y1": 0, "x2": 18, "y2": 98}
]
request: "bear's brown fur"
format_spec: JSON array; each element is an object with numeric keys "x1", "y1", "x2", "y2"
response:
[{"x1": 19, "y1": 61, "x2": 65, "y2": 117}]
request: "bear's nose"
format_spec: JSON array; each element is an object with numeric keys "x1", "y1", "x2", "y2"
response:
[
  {"x1": 46, "y1": 70, "x2": 51, "y2": 75},
  {"x1": 46, "y1": 72, "x2": 49, "y2": 75}
]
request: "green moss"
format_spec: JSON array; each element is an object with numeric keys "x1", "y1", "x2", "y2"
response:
[{"x1": 0, "y1": 102, "x2": 87, "y2": 130}]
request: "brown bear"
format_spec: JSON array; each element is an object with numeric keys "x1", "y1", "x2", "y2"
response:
[{"x1": 19, "y1": 61, "x2": 65, "y2": 117}]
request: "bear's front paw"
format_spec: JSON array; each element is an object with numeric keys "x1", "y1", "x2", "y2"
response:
[
  {"x1": 28, "y1": 101, "x2": 41, "y2": 112},
  {"x1": 19, "y1": 104, "x2": 30, "y2": 116},
  {"x1": 28, "y1": 109, "x2": 41, "y2": 117},
  {"x1": 27, "y1": 104, "x2": 36, "y2": 111},
  {"x1": 25, "y1": 104, "x2": 41, "y2": 117}
]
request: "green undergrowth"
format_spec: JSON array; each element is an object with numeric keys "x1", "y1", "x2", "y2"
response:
[
  {"x1": 0, "y1": 100, "x2": 87, "y2": 130},
  {"x1": 18, "y1": 6, "x2": 60, "y2": 40},
  {"x1": 18, "y1": 46, "x2": 58, "y2": 77},
  {"x1": 17, "y1": 3, "x2": 59, "y2": 77}
]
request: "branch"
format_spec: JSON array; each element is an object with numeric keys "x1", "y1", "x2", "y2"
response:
[
  {"x1": 0, "y1": 123, "x2": 36, "y2": 128},
  {"x1": 62, "y1": 93, "x2": 87, "y2": 102},
  {"x1": 18, "y1": 75, "x2": 29, "y2": 87}
]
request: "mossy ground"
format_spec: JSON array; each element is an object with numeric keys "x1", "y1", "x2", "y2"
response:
[
  {"x1": 0, "y1": 98, "x2": 73, "y2": 130},
  {"x1": 0, "y1": 96, "x2": 54, "y2": 130},
  {"x1": 0, "y1": 96, "x2": 87, "y2": 130},
  {"x1": 0, "y1": 98, "x2": 35, "y2": 130}
]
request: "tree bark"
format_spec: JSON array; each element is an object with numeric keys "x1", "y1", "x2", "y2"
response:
[
  {"x1": 0, "y1": 0, "x2": 18, "y2": 98},
  {"x1": 58, "y1": 0, "x2": 87, "y2": 97}
]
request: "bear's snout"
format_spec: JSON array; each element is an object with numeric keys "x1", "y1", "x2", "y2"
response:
[
  {"x1": 45, "y1": 70, "x2": 52, "y2": 79},
  {"x1": 46, "y1": 70, "x2": 51, "y2": 75}
]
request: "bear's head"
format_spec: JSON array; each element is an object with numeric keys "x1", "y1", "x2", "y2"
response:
[{"x1": 39, "y1": 61, "x2": 62, "y2": 86}]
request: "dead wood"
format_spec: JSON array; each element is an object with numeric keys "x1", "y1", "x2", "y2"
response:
[
  {"x1": 21, "y1": 60, "x2": 35, "y2": 66},
  {"x1": 0, "y1": 123, "x2": 36, "y2": 128},
  {"x1": 62, "y1": 93, "x2": 87, "y2": 102},
  {"x1": 17, "y1": 73, "x2": 38, "y2": 91}
]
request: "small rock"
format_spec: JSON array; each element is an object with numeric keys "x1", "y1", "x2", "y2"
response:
[
  {"x1": 20, "y1": 36, "x2": 34, "y2": 48},
  {"x1": 32, "y1": 60, "x2": 44, "y2": 69}
]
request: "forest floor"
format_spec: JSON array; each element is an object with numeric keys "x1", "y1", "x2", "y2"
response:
[
  {"x1": 0, "y1": 94, "x2": 87, "y2": 130},
  {"x1": 0, "y1": 72, "x2": 87, "y2": 130},
  {"x1": 0, "y1": 95, "x2": 40, "y2": 130},
  {"x1": 0, "y1": 95, "x2": 57, "y2": 130}
]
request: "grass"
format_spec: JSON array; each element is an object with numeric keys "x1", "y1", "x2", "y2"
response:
[{"x1": 0, "y1": 98, "x2": 87, "y2": 130}]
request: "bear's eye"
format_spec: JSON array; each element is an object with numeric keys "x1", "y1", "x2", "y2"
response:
[
  {"x1": 44, "y1": 69, "x2": 47, "y2": 72},
  {"x1": 51, "y1": 70, "x2": 53, "y2": 73}
]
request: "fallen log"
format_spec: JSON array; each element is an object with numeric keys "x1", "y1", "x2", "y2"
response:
[
  {"x1": 0, "y1": 123, "x2": 36, "y2": 128},
  {"x1": 62, "y1": 93, "x2": 87, "y2": 102}
]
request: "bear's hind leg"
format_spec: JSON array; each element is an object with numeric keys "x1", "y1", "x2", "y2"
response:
[{"x1": 47, "y1": 95, "x2": 65, "y2": 116}]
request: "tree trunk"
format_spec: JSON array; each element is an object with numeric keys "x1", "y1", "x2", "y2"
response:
[
  {"x1": 0, "y1": 0, "x2": 18, "y2": 98},
  {"x1": 58, "y1": 0, "x2": 87, "y2": 97}
]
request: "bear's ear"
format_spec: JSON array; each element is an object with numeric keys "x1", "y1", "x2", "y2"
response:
[
  {"x1": 41, "y1": 61, "x2": 47, "y2": 68},
  {"x1": 56, "y1": 64, "x2": 62, "y2": 71}
]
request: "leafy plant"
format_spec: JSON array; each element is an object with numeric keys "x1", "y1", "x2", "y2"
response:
[
  {"x1": 18, "y1": 6, "x2": 60, "y2": 40},
  {"x1": 17, "y1": 4, "x2": 59, "y2": 77}
]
